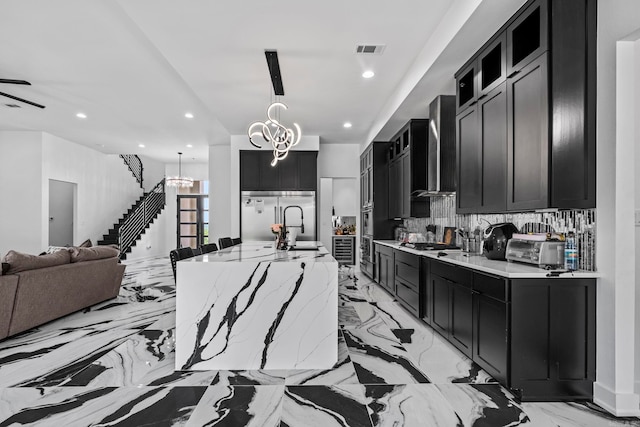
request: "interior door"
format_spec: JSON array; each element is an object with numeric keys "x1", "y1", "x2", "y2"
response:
[{"x1": 48, "y1": 179, "x2": 75, "y2": 246}]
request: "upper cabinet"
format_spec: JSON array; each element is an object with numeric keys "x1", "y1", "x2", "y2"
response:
[
  {"x1": 455, "y1": 0, "x2": 595, "y2": 213},
  {"x1": 360, "y1": 141, "x2": 394, "y2": 240},
  {"x1": 240, "y1": 150, "x2": 317, "y2": 192},
  {"x1": 506, "y1": 0, "x2": 548, "y2": 76},
  {"x1": 387, "y1": 120, "x2": 430, "y2": 219}
]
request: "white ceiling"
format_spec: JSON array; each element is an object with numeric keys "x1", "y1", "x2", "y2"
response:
[{"x1": 0, "y1": 0, "x2": 525, "y2": 163}]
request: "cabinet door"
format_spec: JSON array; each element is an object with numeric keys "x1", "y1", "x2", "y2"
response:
[
  {"x1": 367, "y1": 167, "x2": 374, "y2": 207},
  {"x1": 259, "y1": 151, "x2": 280, "y2": 190},
  {"x1": 479, "y1": 83, "x2": 508, "y2": 212},
  {"x1": 431, "y1": 275, "x2": 450, "y2": 337},
  {"x1": 421, "y1": 258, "x2": 432, "y2": 325},
  {"x1": 473, "y1": 293, "x2": 508, "y2": 383},
  {"x1": 457, "y1": 106, "x2": 481, "y2": 213},
  {"x1": 506, "y1": 0, "x2": 548, "y2": 75},
  {"x1": 396, "y1": 279, "x2": 420, "y2": 317},
  {"x1": 401, "y1": 153, "x2": 411, "y2": 218},
  {"x1": 278, "y1": 152, "x2": 298, "y2": 190},
  {"x1": 388, "y1": 160, "x2": 400, "y2": 219},
  {"x1": 379, "y1": 254, "x2": 388, "y2": 289},
  {"x1": 478, "y1": 33, "x2": 507, "y2": 96},
  {"x1": 297, "y1": 151, "x2": 317, "y2": 190},
  {"x1": 456, "y1": 60, "x2": 477, "y2": 115},
  {"x1": 507, "y1": 53, "x2": 549, "y2": 211},
  {"x1": 240, "y1": 151, "x2": 261, "y2": 190},
  {"x1": 450, "y1": 282, "x2": 473, "y2": 358}
]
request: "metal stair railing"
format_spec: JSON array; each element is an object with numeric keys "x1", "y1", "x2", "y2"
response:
[
  {"x1": 120, "y1": 154, "x2": 144, "y2": 188},
  {"x1": 118, "y1": 179, "x2": 165, "y2": 257}
]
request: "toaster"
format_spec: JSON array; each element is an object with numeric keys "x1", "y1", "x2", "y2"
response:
[{"x1": 505, "y1": 239, "x2": 565, "y2": 269}]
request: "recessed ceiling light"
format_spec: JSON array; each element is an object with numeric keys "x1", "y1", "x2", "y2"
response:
[
  {"x1": 343, "y1": 122, "x2": 353, "y2": 128},
  {"x1": 362, "y1": 70, "x2": 375, "y2": 79},
  {"x1": 184, "y1": 112, "x2": 194, "y2": 119},
  {"x1": 138, "y1": 144, "x2": 145, "y2": 148},
  {"x1": 186, "y1": 144, "x2": 193, "y2": 148},
  {"x1": 76, "y1": 112, "x2": 87, "y2": 119}
]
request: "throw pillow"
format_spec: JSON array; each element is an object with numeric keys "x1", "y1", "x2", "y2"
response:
[
  {"x1": 2, "y1": 249, "x2": 71, "y2": 274},
  {"x1": 79, "y1": 239, "x2": 93, "y2": 248},
  {"x1": 69, "y1": 246, "x2": 119, "y2": 263}
]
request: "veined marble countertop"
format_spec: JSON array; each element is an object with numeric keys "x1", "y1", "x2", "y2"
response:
[
  {"x1": 185, "y1": 241, "x2": 333, "y2": 263},
  {"x1": 176, "y1": 241, "x2": 338, "y2": 371},
  {"x1": 374, "y1": 240, "x2": 600, "y2": 279}
]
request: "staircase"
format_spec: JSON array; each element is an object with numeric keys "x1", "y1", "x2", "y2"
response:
[
  {"x1": 120, "y1": 154, "x2": 144, "y2": 189},
  {"x1": 98, "y1": 179, "x2": 166, "y2": 260}
]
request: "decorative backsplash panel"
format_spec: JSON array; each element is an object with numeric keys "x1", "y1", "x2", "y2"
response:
[{"x1": 404, "y1": 195, "x2": 596, "y2": 271}]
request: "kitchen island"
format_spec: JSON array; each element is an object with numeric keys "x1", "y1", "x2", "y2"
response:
[{"x1": 175, "y1": 241, "x2": 338, "y2": 371}]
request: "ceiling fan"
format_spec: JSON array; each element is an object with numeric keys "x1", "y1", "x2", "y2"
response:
[{"x1": 0, "y1": 78, "x2": 45, "y2": 109}]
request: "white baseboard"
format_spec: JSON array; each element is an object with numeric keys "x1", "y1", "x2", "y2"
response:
[{"x1": 594, "y1": 382, "x2": 640, "y2": 417}]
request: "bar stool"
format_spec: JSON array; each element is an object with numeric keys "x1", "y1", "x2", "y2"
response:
[
  {"x1": 169, "y1": 247, "x2": 195, "y2": 281},
  {"x1": 218, "y1": 237, "x2": 233, "y2": 249},
  {"x1": 231, "y1": 237, "x2": 242, "y2": 246},
  {"x1": 200, "y1": 243, "x2": 218, "y2": 254}
]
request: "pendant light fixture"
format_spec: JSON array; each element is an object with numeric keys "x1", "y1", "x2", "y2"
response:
[
  {"x1": 166, "y1": 152, "x2": 194, "y2": 188},
  {"x1": 247, "y1": 50, "x2": 302, "y2": 167}
]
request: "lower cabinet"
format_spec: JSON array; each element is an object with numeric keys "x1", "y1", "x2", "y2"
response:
[
  {"x1": 393, "y1": 249, "x2": 421, "y2": 317},
  {"x1": 425, "y1": 258, "x2": 595, "y2": 401},
  {"x1": 375, "y1": 244, "x2": 394, "y2": 293}
]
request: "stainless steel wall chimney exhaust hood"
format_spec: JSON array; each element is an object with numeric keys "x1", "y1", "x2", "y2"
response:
[{"x1": 413, "y1": 95, "x2": 456, "y2": 197}]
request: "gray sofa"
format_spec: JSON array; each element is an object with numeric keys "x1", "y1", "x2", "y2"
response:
[{"x1": 0, "y1": 253, "x2": 125, "y2": 340}]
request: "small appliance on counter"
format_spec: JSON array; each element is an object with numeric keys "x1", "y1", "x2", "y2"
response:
[
  {"x1": 506, "y1": 233, "x2": 566, "y2": 269},
  {"x1": 482, "y1": 222, "x2": 518, "y2": 260}
]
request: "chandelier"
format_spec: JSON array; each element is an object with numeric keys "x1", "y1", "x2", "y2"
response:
[
  {"x1": 248, "y1": 102, "x2": 302, "y2": 166},
  {"x1": 166, "y1": 152, "x2": 194, "y2": 188}
]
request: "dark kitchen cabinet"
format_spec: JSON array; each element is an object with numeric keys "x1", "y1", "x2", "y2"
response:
[
  {"x1": 456, "y1": 83, "x2": 508, "y2": 214},
  {"x1": 360, "y1": 142, "x2": 394, "y2": 280},
  {"x1": 423, "y1": 257, "x2": 595, "y2": 400},
  {"x1": 297, "y1": 151, "x2": 318, "y2": 191},
  {"x1": 456, "y1": 105, "x2": 481, "y2": 213},
  {"x1": 376, "y1": 244, "x2": 394, "y2": 293},
  {"x1": 387, "y1": 120, "x2": 429, "y2": 219},
  {"x1": 420, "y1": 257, "x2": 432, "y2": 325},
  {"x1": 450, "y1": 281, "x2": 473, "y2": 357},
  {"x1": 507, "y1": 53, "x2": 549, "y2": 211},
  {"x1": 393, "y1": 249, "x2": 421, "y2": 317},
  {"x1": 550, "y1": 0, "x2": 596, "y2": 209},
  {"x1": 454, "y1": 0, "x2": 595, "y2": 212},
  {"x1": 240, "y1": 151, "x2": 317, "y2": 191},
  {"x1": 473, "y1": 272, "x2": 509, "y2": 384},
  {"x1": 506, "y1": 0, "x2": 548, "y2": 75},
  {"x1": 510, "y1": 278, "x2": 595, "y2": 401}
]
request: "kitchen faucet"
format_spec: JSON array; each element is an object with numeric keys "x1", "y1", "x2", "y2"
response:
[{"x1": 283, "y1": 205, "x2": 304, "y2": 248}]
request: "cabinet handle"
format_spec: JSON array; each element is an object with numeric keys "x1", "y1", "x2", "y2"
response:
[
  {"x1": 478, "y1": 94, "x2": 487, "y2": 100},
  {"x1": 508, "y1": 70, "x2": 520, "y2": 78},
  {"x1": 469, "y1": 100, "x2": 477, "y2": 106}
]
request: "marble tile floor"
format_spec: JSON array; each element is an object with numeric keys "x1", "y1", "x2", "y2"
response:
[{"x1": 0, "y1": 256, "x2": 638, "y2": 426}]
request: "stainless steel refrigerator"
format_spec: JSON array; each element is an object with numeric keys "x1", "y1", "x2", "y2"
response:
[{"x1": 241, "y1": 191, "x2": 316, "y2": 242}]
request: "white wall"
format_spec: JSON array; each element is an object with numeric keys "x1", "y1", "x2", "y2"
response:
[
  {"x1": 332, "y1": 178, "x2": 358, "y2": 216},
  {"x1": 0, "y1": 132, "x2": 43, "y2": 256},
  {"x1": 595, "y1": 1, "x2": 640, "y2": 416},
  {"x1": 41, "y1": 133, "x2": 143, "y2": 249},
  {"x1": 138, "y1": 154, "x2": 166, "y2": 191},
  {"x1": 127, "y1": 206, "x2": 171, "y2": 260},
  {"x1": 209, "y1": 144, "x2": 232, "y2": 242}
]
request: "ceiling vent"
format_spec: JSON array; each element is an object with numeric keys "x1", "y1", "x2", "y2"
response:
[
  {"x1": 4, "y1": 103, "x2": 21, "y2": 108},
  {"x1": 355, "y1": 44, "x2": 385, "y2": 55}
]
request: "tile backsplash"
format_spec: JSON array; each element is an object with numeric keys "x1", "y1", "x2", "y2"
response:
[{"x1": 404, "y1": 195, "x2": 596, "y2": 271}]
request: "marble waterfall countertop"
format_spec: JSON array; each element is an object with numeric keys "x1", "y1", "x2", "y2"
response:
[
  {"x1": 175, "y1": 241, "x2": 338, "y2": 371},
  {"x1": 374, "y1": 240, "x2": 600, "y2": 279}
]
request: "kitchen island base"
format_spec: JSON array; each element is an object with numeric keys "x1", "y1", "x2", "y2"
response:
[{"x1": 175, "y1": 242, "x2": 338, "y2": 371}]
